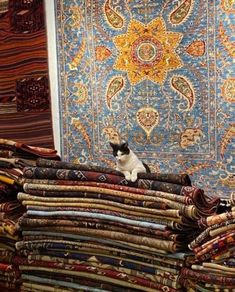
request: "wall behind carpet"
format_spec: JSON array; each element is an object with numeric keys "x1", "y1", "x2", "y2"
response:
[
  {"x1": 0, "y1": 0, "x2": 54, "y2": 148},
  {"x1": 49, "y1": 0, "x2": 234, "y2": 198}
]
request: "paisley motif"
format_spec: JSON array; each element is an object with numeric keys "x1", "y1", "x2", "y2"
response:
[
  {"x1": 169, "y1": 0, "x2": 194, "y2": 25},
  {"x1": 136, "y1": 107, "x2": 159, "y2": 139},
  {"x1": 104, "y1": 0, "x2": 124, "y2": 29},
  {"x1": 95, "y1": 46, "x2": 112, "y2": 62},
  {"x1": 106, "y1": 76, "x2": 124, "y2": 109},
  {"x1": 222, "y1": 78, "x2": 235, "y2": 103},
  {"x1": 72, "y1": 118, "x2": 91, "y2": 149},
  {"x1": 171, "y1": 76, "x2": 195, "y2": 110},
  {"x1": 186, "y1": 40, "x2": 205, "y2": 57}
]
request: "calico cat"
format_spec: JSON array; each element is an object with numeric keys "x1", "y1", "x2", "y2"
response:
[{"x1": 110, "y1": 141, "x2": 150, "y2": 182}]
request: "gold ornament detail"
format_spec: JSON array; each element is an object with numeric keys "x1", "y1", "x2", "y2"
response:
[
  {"x1": 95, "y1": 46, "x2": 112, "y2": 62},
  {"x1": 219, "y1": 22, "x2": 235, "y2": 57},
  {"x1": 180, "y1": 128, "x2": 203, "y2": 149},
  {"x1": 136, "y1": 107, "x2": 159, "y2": 140},
  {"x1": 102, "y1": 127, "x2": 120, "y2": 144},
  {"x1": 72, "y1": 118, "x2": 91, "y2": 149},
  {"x1": 70, "y1": 7, "x2": 82, "y2": 28},
  {"x1": 113, "y1": 18, "x2": 183, "y2": 85},
  {"x1": 220, "y1": 174, "x2": 235, "y2": 188},
  {"x1": 69, "y1": 38, "x2": 86, "y2": 70},
  {"x1": 74, "y1": 83, "x2": 88, "y2": 104},
  {"x1": 220, "y1": 125, "x2": 235, "y2": 158},
  {"x1": 222, "y1": 78, "x2": 235, "y2": 103},
  {"x1": 221, "y1": 0, "x2": 235, "y2": 13}
]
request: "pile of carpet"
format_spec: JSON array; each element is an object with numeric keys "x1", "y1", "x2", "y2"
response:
[
  {"x1": 15, "y1": 158, "x2": 221, "y2": 291},
  {"x1": 179, "y1": 194, "x2": 235, "y2": 291},
  {"x1": 0, "y1": 139, "x2": 60, "y2": 291},
  {"x1": 0, "y1": 200, "x2": 23, "y2": 291}
]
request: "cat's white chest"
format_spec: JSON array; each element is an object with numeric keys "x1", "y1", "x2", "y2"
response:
[
  {"x1": 116, "y1": 151, "x2": 136, "y2": 170},
  {"x1": 116, "y1": 150, "x2": 146, "y2": 182}
]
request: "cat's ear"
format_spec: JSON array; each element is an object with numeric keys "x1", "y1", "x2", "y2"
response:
[
  {"x1": 122, "y1": 141, "x2": 128, "y2": 149},
  {"x1": 109, "y1": 142, "x2": 116, "y2": 149}
]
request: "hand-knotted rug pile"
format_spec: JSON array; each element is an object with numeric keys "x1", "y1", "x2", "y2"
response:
[
  {"x1": 179, "y1": 195, "x2": 235, "y2": 291},
  {"x1": 0, "y1": 139, "x2": 60, "y2": 291},
  {"x1": 15, "y1": 158, "x2": 222, "y2": 291}
]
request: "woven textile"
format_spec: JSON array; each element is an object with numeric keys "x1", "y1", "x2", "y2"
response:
[
  {"x1": 182, "y1": 210, "x2": 235, "y2": 291},
  {"x1": 0, "y1": 141, "x2": 61, "y2": 290},
  {"x1": 0, "y1": 0, "x2": 54, "y2": 148},
  {"x1": 16, "y1": 159, "x2": 224, "y2": 291},
  {"x1": 17, "y1": 160, "x2": 213, "y2": 291},
  {"x1": 55, "y1": 0, "x2": 235, "y2": 198}
]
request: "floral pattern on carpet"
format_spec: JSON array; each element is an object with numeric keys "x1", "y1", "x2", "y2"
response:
[{"x1": 55, "y1": 0, "x2": 235, "y2": 198}]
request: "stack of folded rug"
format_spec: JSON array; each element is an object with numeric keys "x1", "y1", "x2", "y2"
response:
[
  {"x1": 179, "y1": 195, "x2": 235, "y2": 291},
  {"x1": 0, "y1": 139, "x2": 60, "y2": 291},
  {"x1": 0, "y1": 140, "x2": 24, "y2": 291},
  {"x1": 15, "y1": 158, "x2": 220, "y2": 291},
  {"x1": 0, "y1": 201, "x2": 23, "y2": 291}
]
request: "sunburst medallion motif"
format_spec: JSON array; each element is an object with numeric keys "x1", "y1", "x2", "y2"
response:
[{"x1": 113, "y1": 18, "x2": 183, "y2": 85}]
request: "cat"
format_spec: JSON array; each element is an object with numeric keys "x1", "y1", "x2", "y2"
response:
[{"x1": 110, "y1": 141, "x2": 150, "y2": 182}]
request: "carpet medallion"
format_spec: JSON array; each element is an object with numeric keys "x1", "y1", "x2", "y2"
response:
[{"x1": 55, "y1": 0, "x2": 235, "y2": 198}]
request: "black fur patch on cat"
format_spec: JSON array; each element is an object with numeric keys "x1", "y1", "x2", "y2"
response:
[{"x1": 110, "y1": 142, "x2": 130, "y2": 157}]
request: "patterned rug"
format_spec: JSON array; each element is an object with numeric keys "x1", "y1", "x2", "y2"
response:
[
  {"x1": 55, "y1": 0, "x2": 235, "y2": 198},
  {"x1": 0, "y1": 0, "x2": 54, "y2": 148}
]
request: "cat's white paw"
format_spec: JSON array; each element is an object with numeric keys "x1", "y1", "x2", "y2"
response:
[
  {"x1": 125, "y1": 174, "x2": 131, "y2": 181},
  {"x1": 131, "y1": 174, "x2": 137, "y2": 182}
]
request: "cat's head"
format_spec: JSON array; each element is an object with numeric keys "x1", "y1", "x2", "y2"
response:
[{"x1": 110, "y1": 141, "x2": 130, "y2": 162}]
